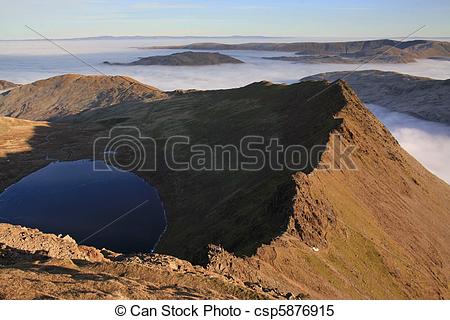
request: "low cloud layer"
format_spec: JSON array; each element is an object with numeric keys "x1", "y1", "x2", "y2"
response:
[
  {"x1": 1, "y1": 38, "x2": 449, "y2": 89},
  {"x1": 368, "y1": 104, "x2": 450, "y2": 183}
]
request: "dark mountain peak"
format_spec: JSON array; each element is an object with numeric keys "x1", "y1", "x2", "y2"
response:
[{"x1": 105, "y1": 51, "x2": 244, "y2": 66}]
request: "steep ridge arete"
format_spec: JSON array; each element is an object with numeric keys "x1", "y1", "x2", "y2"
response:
[
  {"x1": 0, "y1": 74, "x2": 166, "y2": 121},
  {"x1": 301, "y1": 70, "x2": 450, "y2": 124},
  {"x1": 0, "y1": 78, "x2": 449, "y2": 299},
  {"x1": 104, "y1": 51, "x2": 244, "y2": 66},
  {"x1": 145, "y1": 39, "x2": 450, "y2": 63}
]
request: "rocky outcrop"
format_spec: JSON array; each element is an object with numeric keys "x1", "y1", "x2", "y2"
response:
[
  {"x1": 0, "y1": 224, "x2": 106, "y2": 262},
  {"x1": 104, "y1": 51, "x2": 244, "y2": 66},
  {"x1": 0, "y1": 223, "x2": 276, "y2": 299}
]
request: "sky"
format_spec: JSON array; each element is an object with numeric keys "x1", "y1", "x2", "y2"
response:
[{"x1": 0, "y1": 0, "x2": 449, "y2": 40}]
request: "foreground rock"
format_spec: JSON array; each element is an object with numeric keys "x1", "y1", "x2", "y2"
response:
[
  {"x1": 143, "y1": 39, "x2": 450, "y2": 63},
  {"x1": 301, "y1": 70, "x2": 450, "y2": 124},
  {"x1": 104, "y1": 51, "x2": 244, "y2": 66},
  {"x1": 0, "y1": 76, "x2": 449, "y2": 299},
  {"x1": 0, "y1": 223, "x2": 276, "y2": 299}
]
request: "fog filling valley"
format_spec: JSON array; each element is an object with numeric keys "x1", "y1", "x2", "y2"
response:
[
  {"x1": 368, "y1": 105, "x2": 450, "y2": 184},
  {"x1": 1, "y1": 38, "x2": 449, "y2": 183}
]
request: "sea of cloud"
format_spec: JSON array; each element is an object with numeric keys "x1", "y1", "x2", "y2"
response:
[
  {"x1": 368, "y1": 105, "x2": 450, "y2": 184},
  {"x1": 1, "y1": 38, "x2": 449, "y2": 88},
  {"x1": 0, "y1": 38, "x2": 449, "y2": 182}
]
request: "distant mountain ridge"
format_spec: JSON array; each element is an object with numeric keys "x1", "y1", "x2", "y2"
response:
[{"x1": 145, "y1": 39, "x2": 450, "y2": 63}]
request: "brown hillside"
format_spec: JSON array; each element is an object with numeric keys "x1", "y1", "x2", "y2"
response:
[
  {"x1": 207, "y1": 82, "x2": 450, "y2": 298},
  {"x1": 0, "y1": 80, "x2": 18, "y2": 91},
  {"x1": 0, "y1": 74, "x2": 166, "y2": 121}
]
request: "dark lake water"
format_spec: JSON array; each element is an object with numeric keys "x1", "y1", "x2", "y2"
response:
[{"x1": 0, "y1": 160, "x2": 166, "y2": 253}]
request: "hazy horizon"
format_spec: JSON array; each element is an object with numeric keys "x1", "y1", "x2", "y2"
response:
[
  {"x1": 2, "y1": 35, "x2": 450, "y2": 42},
  {"x1": 1, "y1": 0, "x2": 449, "y2": 40}
]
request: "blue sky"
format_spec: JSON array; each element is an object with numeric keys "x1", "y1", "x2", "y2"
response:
[{"x1": 0, "y1": 0, "x2": 449, "y2": 39}]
